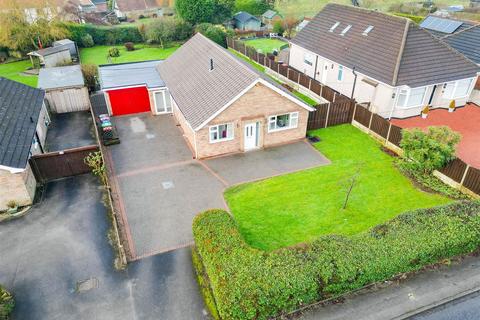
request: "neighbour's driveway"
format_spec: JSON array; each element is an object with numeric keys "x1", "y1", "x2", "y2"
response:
[
  {"x1": 0, "y1": 175, "x2": 207, "y2": 319},
  {"x1": 107, "y1": 113, "x2": 329, "y2": 260}
]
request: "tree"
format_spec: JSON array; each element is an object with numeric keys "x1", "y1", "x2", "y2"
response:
[
  {"x1": 400, "y1": 126, "x2": 461, "y2": 174},
  {"x1": 145, "y1": 18, "x2": 176, "y2": 48},
  {"x1": 175, "y1": 0, "x2": 235, "y2": 24},
  {"x1": 272, "y1": 20, "x2": 284, "y2": 35},
  {"x1": 195, "y1": 23, "x2": 232, "y2": 47},
  {"x1": 282, "y1": 16, "x2": 298, "y2": 38},
  {"x1": 235, "y1": 0, "x2": 272, "y2": 15}
]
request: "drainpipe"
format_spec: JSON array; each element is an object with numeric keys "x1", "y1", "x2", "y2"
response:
[
  {"x1": 428, "y1": 85, "x2": 437, "y2": 105},
  {"x1": 313, "y1": 55, "x2": 319, "y2": 81},
  {"x1": 351, "y1": 67, "x2": 358, "y2": 100},
  {"x1": 388, "y1": 88, "x2": 399, "y2": 120}
]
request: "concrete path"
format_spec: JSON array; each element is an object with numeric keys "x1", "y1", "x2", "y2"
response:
[
  {"x1": 297, "y1": 254, "x2": 480, "y2": 320},
  {"x1": 0, "y1": 175, "x2": 207, "y2": 320}
]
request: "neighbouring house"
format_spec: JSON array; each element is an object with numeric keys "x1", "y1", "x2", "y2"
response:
[
  {"x1": 288, "y1": 4, "x2": 480, "y2": 119},
  {"x1": 27, "y1": 45, "x2": 72, "y2": 69},
  {"x1": 262, "y1": 9, "x2": 282, "y2": 29},
  {"x1": 98, "y1": 33, "x2": 313, "y2": 159},
  {"x1": 38, "y1": 65, "x2": 90, "y2": 113},
  {"x1": 233, "y1": 11, "x2": 262, "y2": 31},
  {"x1": 112, "y1": 0, "x2": 170, "y2": 18},
  {"x1": 0, "y1": 78, "x2": 49, "y2": 210},
  {"x1": 77, "y1": 0, "x2": 107, "y2": 13}
]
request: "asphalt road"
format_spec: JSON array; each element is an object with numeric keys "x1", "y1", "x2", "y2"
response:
[{"x1": 411, "y1": 291, "x2": 480, "y2": 320}]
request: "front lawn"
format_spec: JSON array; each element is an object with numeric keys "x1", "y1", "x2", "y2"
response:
[
  {"x1": 243, "y1": 38, "x2": 287, "y2": 54},
  {"x1": 79, "y1": 44, "x2": 180, "y2": 65},
  {"x1": 225, "y1": 124, "x2": 452, "y2": 251},
  {"x1": 0, "y1": 60, "x2": 37, "y2": 87}
]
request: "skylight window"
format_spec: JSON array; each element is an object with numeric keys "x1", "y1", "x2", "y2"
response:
[
  {"x1": 329, "y1": 22, "x2": 340, "y2": 32},
  {"x1": 363, "y1": 25, "x2": 374, "y2": 36},
  {"x1": 340, "y1": 25, "x2": 352, "y2": 36}
]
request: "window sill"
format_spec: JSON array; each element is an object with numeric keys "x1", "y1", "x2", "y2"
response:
[
  {"x1": 268, "y1": 126, "x2": 297, "y2": 133},
  {"x1": 209, "y1": 137, "x2": 234, "y2": 144}
]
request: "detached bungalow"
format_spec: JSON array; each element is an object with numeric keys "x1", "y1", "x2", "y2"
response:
[
  {"x1": 98, "y1": 33, "x2": 313, "y2": 159},
  {"x1": 288, "y1": 4, "x2": 480, "y2": 118},
  {"x1": 0, "y1": 78, "x2": 49, "y2": 210}
]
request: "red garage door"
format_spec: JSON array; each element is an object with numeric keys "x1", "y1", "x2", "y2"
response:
[{"x1": 107, "y1": 86, "x2": 151, "y2": 116}]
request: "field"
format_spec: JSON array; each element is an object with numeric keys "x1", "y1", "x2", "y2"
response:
[
  {"x1": 225, "y1": 124, "x2": 452, "y2": 251},
  {"x1": 79, "y1": 44, "x2": 180, "y2": 65},
  {"x1": 0, "y1": 60, "x2": 38, "y2": 87}
]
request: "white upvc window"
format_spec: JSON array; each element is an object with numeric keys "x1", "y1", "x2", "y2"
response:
[
  {"x1": 153, "y1": 89, "x2": 173, "y2": 114},
  {"x1": 303, "y1": 53, "x2": 313, "y2": 66},
  {"x1": 396, "y1": 86, "x2": 427, "y2": 108},
  {"x1": 337, "y1": 65, "x2": 344, "y2": 81},
  {"x1": 209, "y1": 123, "x2": 234, "y2": 143},
  {"x1": 268, "y1": 112, "x2": 299, "y2": 132},
  {"x1": 443, "y1": 78, "x2": 473, "y2": 99}
]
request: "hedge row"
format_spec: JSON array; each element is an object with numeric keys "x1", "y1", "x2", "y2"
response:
[
  {"x1": 193, "y1": 201, "x2": 480, "y2": 319},
  {"x1": 66, "y1": 23, "x2": 143, "y2": 46},
  {"x1": 0, "y1": 285, "x2": 14, "y2": 319}
]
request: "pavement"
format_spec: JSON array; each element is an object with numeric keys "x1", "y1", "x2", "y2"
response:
[
  {"x1": 106, "y1": 113, "x2": 329, "y2": 260},
  {"x1": 45, "y1": 111, "x2": 96, "y2": 151},
  {"x1": 391, "y1": 103, "x2": 480, "y2": 168},
  {"x1": 297, "y1": 254, "x2": 480, "y2": 320},
  {"x1": 0, "y1": 175, "x2": 207, "y2": 320},
  {"x1": 411, "y1": 290, "x2": 480, "y2": 320}
]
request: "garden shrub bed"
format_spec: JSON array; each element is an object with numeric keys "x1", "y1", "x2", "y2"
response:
[
  {"x1": 193, "y1": 201, "x2": 480, "y2": 319},
  {"x1": 0, "y1": 285, "x2": 14, "y2": 319}
]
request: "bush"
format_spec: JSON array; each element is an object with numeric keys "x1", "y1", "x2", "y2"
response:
[
  {"x1": 392, "y1": 12, "x2": 425, "y2": 24},
  {"x1": 66, "y1": 23, "x2": 143, "y2": 46},
  {"x1": 235, "y1": 0, "x2": 272, "y2": 15},
  {"x1": 175, "y1": 0, "x2": 235, "y2": 24},
  {"x1": 124, "y1": 42, "x2": 135, "y2": 51},
  {"x1": 80, "y1": 34, "x2": 95, "y2": 47},
  {"x1": 193, "y1": 201, "x2": 480, "y2": 319},
  {"x1": 400, "y1": 126, "x2": 461, "y2": 174},
  {"x1": 195, "y1": 23, "x2": 231, "y2": 47},
  {"x1": 272, "y1": 20, "x2": 284, "y2": 35},
  {"x1": 81, "y1": 64, "x2": 98, "y2": 92},
  {"x1": 108, "y1": 47, "x2": 120, "y2": 57},
  {"x1": 0, "y1": 285, "x2": 14, "y2": 319}
]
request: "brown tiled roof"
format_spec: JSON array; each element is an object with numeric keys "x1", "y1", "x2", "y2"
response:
[
  {"x1": 115, "y1": 0, "x2": 162, "y2": 11},
  {"x1": 291, "y1": 4, "x2": 479, "y2": 87}
]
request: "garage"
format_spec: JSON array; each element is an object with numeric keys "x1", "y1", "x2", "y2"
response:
[
  {"x1": 107, "y1": 86, "x2": 151, "y2": 116},
  {"x1": 98, "y1": 60, "x2": 166, "y2": 117}
]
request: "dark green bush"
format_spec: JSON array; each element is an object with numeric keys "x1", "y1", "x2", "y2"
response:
[
  {"x1": 66, "y1": 23, "x2": 143, "y2": 46},
  {"x1": 108, "y1": 47, "x2": 120, "y2": 57},
  {"x1": 193, "y1": 201, "x2": 480, "y2": 319},
  {"x1": 195, "y1": 23, "x2": 232, "y2": 47},
  {"x1": 80, "y1": 34, "x2": 95, "y2": 47},
  {"x1": 0, "y1": 285, "x2": 14, "y2": 319}
]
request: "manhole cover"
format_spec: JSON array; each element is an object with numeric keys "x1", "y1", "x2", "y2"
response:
[
  {"x1": 162, "y1": 181, "x2": 174, "y2": 189},
  {"x1": 76, "y1": 278, "x2": 99, "y2": 293}
]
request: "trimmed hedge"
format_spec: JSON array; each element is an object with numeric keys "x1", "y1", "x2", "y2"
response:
[
  {"x1": 193, "y1": 201, "x2": 480, "y2": 319},
  {"x1": 66, "y1": 23, "x2": 143, "y2": 46}
]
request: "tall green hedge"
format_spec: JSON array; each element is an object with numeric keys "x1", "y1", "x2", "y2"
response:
[
  {"x1": 193, "y1": 201, "x2": 480, "y2": 319},
  {"x1": 66, "y1": 23, "x2": 143, "y2": 46}
]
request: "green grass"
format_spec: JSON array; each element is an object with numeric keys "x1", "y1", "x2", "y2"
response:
[
  {"x1": 225, "y1": 124, "x2": 452, "y2": 251},
  {"x1": 292, "y1": 90, "x2": 318, "y2": 106},
  {"x1": 243, "y1": 38, "x2": 288, "y2": 54},
  {"x1": 0, "y1": 60, "x2": 38, "y2": 87},
  {"x1": 228, "y1": 48, "x2": 265, "y2": 72},
  {"x1": 79, "y1": 44, "x2": 180, "y2": 65}
]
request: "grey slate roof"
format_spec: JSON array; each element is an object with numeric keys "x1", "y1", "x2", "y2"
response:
[
  {"x1": 442, "y1": 25, "x2": 480, "y2": 65},
  {"x1": 262, "y1": 9, "x2": 279, "y2": 19},
  {"x1": 29, "y1": 45, "x2": 69, "y2": 57},
  {"x1": 156, "y1": 33, "x2": 311, "y2": 130},
  {"x1": 0, "y1": 78, "x2": 45, "y2": 169},
  {"x1": 38, "y1": 65, "x2": 85, "y2": 90},
  {"x1": 233, "y1": 11, "x2": 260, "y2": 23},
  {"x1": 291, "y1": 4, "x2": 479, "y2": 88},
  {"x1": 98, "y1": 60, "x2": 165, "y2": 90}
]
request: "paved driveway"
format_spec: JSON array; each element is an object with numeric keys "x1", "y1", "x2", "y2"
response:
[
  {"x1": 107, "y1": 113, "x2": 329, "y2": 260},
  {"x1": 46, "y1": 111, "x2": 96, "y2": 152},
  {"x1": 0, "y1": 175, "x2": 206, "y2": 319}
]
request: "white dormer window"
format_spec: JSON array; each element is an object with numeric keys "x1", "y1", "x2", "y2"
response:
[
  {"x1": 329, "y1": 22, "x2": 340, "y2": 32},
  {"x1": 363, "y1": 25, "x2": 374, "y2": 36},
  {"x1": 340, "y1": 25, "x2": 352, "y2": 36}
]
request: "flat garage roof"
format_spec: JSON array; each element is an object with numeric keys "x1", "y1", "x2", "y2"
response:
[
  {"x1": 38, "y1": 65, "x2": 85, "y2": 90},
  {"x1": 98, "y1": 60, "x2": 165, "y2": 90}
]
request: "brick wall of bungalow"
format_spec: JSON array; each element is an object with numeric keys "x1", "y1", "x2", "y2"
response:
[{"x1": 175, "y1": 83, "x2": 309, "y2": 159}]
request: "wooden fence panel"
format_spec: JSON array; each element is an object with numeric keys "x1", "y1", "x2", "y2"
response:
[
  {"x1": 307, "y1": 103, "x2": 329, "y2": 130},
  {"x1": 310, "y1": 80, "x2": 322, "y2": 96},
  {"x1": 29, "y1": 145, "x2": 98, "y2": 183},
  {"x1": 353, "y1": 104, "x2": 371, "y2": 128},
  {"x1": 288, "y1": 68, "x2": 299, "y2": 83},
  {"x1": 279, "y1": 64, "x2": 288, "y2": 77},
  {"x1": 387, "y1": 125, "x2": 403, "y2": 147},
  {"x1": 321, "y1": 86, "x2": 336, "y2": 102},
  {"x1": 327, "y1": 101, "x2": 354, "y2": 126},
  {"x1": 270, "y1": 60, "x2": 279, "y2": 73},
  {"x1": 463, "y1": 167, "x2": 480, "y2": 195},
  {"x1": 257, "y1": 53, "x2": 266, "y2": 66},
  {"x1": 299, "y1": 74, "x2": 310, "y2": 89},
  {"x1": 439, "y1": 158, "x2": 468, "y2": 183},
  {"x1": 370, "y1": 114, "x2": 390, "y2": 138}
]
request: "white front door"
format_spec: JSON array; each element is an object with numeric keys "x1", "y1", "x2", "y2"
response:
[
  {"x1": 321, "y1": 62, "x2": 328, "y2": 84},
  {"x1": 244, "y1": 122, "x2": 258, "y2": 151}
]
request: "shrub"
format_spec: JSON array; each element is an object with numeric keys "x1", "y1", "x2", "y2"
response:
[
  {"x1": 272, "y1": 20, "x2": 284, "y2": 35},
  {"x1": 80, "y1": 33, "x2": 95, "y2": 47},
  {"x1": 145, "y1": 18, "x2": 193, "y2": 47},
  {"x1": 193, "y1": 202, "x2": 480, "y2": 319},
  {"x1": 195, "y1": 23, "x2": 230, "y2": 47},
  {"x1": 108, "y1": 47, "x2": 120, "y2": 57},
  {"x1": 66, "y1": 23, "x2": 143, "y2": 46},
  {"x1": 235, "y1": 0, "x2": 272, "y2": 15},
  {"x1": 392, "y1": 12, "x2": 425, "y2": 24},
  {"x1": 81, "y1": 64, "x2": 98, "y2": 92},
  {"x1": 399, "y1": 126, "x2": 461, "y2": 174},
  {"x1": 124, "y1": 42, "x2": 135, "y2": 51},
  {"x1": 0, "y1": 285, "x2": 14, "y2": 319}
]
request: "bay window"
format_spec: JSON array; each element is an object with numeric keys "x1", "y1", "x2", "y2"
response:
[
  {"x1": 443, "y1": 79, "x2": 473, "y2": 99},
  {"x1": 209, "y1": 123, "x2": 234, "y2": 143},
  {"x1": 268, "y1": 112, "x2": 299, "y2": 132},
  {"x1": 396, "y1": 87, "x2": 427, "y2": 108}
]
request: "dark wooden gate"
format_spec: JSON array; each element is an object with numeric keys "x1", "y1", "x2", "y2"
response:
[{"x1": 29, "y1": 145, "x2": 99, "y2": 183}]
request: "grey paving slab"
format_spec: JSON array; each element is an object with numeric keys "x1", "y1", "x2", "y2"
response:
[
  {"x1": 45, "y1": 111, "x2": 96, "y2": 151},
  {"x1": 109, "y1": 113, "x2": 193, "y2": 175},
  {"x1": 202, "y1": 141, "x2": 330, "y2": 185},
  {"x1": 0, "y1": 175, "x2": 207, "y2": 320}
]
